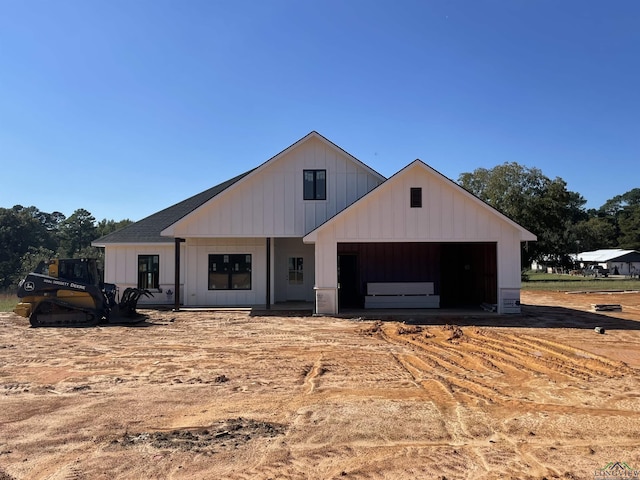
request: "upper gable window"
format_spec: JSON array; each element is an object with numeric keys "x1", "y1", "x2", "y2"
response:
[
  {"x1": 303, "y1": 169, "x2": 326, "y2": 200},
  {"x1": 410, "y1": 187, "x2": 422, "y2": 208}
]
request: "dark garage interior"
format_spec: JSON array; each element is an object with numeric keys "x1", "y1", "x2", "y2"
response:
[{"x1": 337, "y1": 242, "x2": 497, "y2": 309}]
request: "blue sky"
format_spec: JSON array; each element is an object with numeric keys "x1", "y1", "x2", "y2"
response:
[{"x1": 1, "y1": 0, "x2": 638, "y2": 222}]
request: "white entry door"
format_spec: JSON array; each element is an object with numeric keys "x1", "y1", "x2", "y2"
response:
[{"x1": 286, "y1": 256, "x2": 306, "y2": 301}]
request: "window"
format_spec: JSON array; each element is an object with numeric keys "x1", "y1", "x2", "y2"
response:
[
  {"x1": 303, "y1": 169, "x2": 326, "y2": 200},
  {"x1": 208, "y1": 254, "x2": 252, "y2": 290},
  {"x1": 288, "y1": 257, "x2": 303, "y2": 285},
  {"x1": 410, "y1": 187, "x2": 422, "y2": 208},
  {"x1": 138, "y1": 255, "x2": 159, "y2": 289}
]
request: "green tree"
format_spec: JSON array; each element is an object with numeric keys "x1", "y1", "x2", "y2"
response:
[
  {"x1": 58, "y1": 209, "x2": 97, "y2": 257},
  {"x1": 0, "y1": 206, "x2": 61, "y2": 288},
  {"x1": 570, "y1": 217, "x2": 617, "y2": 252},
  {"x1": 618, "y1": 206, "x2": 640, "y2": 249},
  {"x1": 96, "y1": 218, "x2": 133, "y2": 238},
  {"x1": 599, "y1": 188, "x2": 640, "y2": 217},
  {"x1": 1, "y1": 204, "x2": 136, "y2": 288},
  {"x1": 598, "y1": 188, "x2": 640, "y2": 249},
  {"x1": 458, "y1": 162, "x2": 587, "y2": 267},
  {"x1": 17, "y1": 246, "x2": 57, "y2": 281}
]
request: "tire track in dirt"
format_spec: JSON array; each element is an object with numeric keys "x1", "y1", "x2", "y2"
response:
[
  {"x1": 380, "y1": 326, "x2": 516, "y2": 407},
  {"x1": 3, "y1": 304, "x2": 640, "y2": 480},
  {"x1": 466, "y1": 335, "x2": 591, "y2": 380},
  {"x1": 394, "y1": 352, "x2": 508, "y2": 407},
  {"x1": 376, "y1": 322, "x2": 640, "y2": 415},
  {"x1": 513, "y1": 332, "x2": 632, "y2": 374},
  {"x1": 302, "y1": 357, "x2": 326, "y2": 394},
  {"x1": 469, "y1": 329, "x2": 630, "y2": 379},
  {"x1": 390, "y1": 352, "x2": 456, "y2": 407},
  {"x1": 462, "y1": 330, "x2": 616, "y2": 382}
]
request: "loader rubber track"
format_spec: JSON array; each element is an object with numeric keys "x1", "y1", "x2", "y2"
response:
[{"x1": 29, "y1": 298, "x2": 100, "y2": 328}]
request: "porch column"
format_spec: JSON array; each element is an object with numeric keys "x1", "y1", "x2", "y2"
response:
[
  {"x1": 313, "y1": 235, "x2": 338, "y2": 315},
  {"x1": 266, "y1": 237, "x2": 271, "y2": 309},
  {"x1": 174, "y1": 237, "x2": 185, "y2": 311}
]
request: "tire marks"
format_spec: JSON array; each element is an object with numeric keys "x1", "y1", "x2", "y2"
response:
[
  {"x1": 302, "y1": 357, "x2": 326, "y2": 394},
  {"x1": 376, "y1": 323, "x2": 637, "y2": 408}
]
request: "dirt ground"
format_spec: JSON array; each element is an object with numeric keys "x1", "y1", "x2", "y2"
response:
[{"x1": 1, "y1": 290, "x2": 640, "y2": 480}]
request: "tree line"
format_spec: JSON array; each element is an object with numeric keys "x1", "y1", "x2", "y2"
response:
[
  {"x1": 0, "y1": 206, "x2": 131, "y2": 289},
  {"x1": 1, "y1": 162, "x2": 639, "y2": 289},
  {"x1": 458, "y1": 162, "x2": 640, "y2": 267}
]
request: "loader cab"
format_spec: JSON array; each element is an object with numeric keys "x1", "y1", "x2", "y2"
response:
[{"x1": 43, "y1": 259, "x2": 101, "y2": 286}]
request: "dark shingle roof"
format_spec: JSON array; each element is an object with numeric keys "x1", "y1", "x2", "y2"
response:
[{"x1": 93, "y1": 169, "x2": 255, "y2": 245}]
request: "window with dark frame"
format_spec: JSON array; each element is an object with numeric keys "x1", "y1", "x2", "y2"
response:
[
  {"x1": 410, "y1": 187, "x2": 422, "y2": 208},
  {"x1": 303, "y1": 169, "x2": 327, "y2": 200},
  {"x1": 138, "y1": 255, "x2": 159, "y2": 289},
  {"x1": 208, "y1": 254, "x2": 252, "y2": 290},
  {"x1": 288, "y1": 257, "x2": 303, "y2": 285}
]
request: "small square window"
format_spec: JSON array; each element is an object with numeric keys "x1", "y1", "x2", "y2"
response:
[
  {"x1": 410, "y1": 187, "x2": 422, "y2": 208},
  {"x1": 303, "y1": 170, "x2": 326, "y2": 200}
]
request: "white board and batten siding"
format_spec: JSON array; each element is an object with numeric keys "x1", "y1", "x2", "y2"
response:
[
  {"x1": 101, "y1": 135, "x2": 535, "y2": 312},
  {"x1": 103, "y1": 244, "x2": 183, "y2": 305},
  {"x1": 185, "y1": 237, "x2": 267, "y2": 306},
  {"x1": 332, "y1": 171, "x2": 498, "y2": 242},
  {"x1": 179, "y1": 237, "x2": 317, "y2": 307},
  {"x1": 305, "y1": 161, "x2": 536, "y2": 315},
  {"x1": 163, "y1": 135, "x2": 384, "y2": 239},
  {"x1": 154, "y1": 134, "x2": 384, "y2": 307}
]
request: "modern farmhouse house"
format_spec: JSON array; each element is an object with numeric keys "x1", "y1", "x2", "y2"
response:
[{"x1": 93, "y1": 131, "x2": 536, "y2": 314}]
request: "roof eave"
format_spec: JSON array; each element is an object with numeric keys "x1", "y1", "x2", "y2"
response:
[{"x1": 91, "y1": 240, "x2": 174, "y2": 248}]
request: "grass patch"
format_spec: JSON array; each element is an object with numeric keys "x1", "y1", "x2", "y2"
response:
[
  {"x1": 522, "y1": 272, "x2": 640, "y2": 292},
  {"x1": 0, "y1": 292, "x2": 18, "y2": 312}
]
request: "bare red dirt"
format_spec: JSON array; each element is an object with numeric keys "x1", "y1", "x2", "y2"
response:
[{"x1": 1, "y1": 290, "x2": 640, "y2": 479}]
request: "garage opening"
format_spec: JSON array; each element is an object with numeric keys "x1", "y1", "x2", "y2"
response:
[{"x1": 337, "y1": 242, "x2": 497, "y2": 310}]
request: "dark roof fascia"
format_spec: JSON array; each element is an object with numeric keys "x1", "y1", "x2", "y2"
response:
[{"x1": 92, "y1": 169, "x2": 255, "y2": 246}]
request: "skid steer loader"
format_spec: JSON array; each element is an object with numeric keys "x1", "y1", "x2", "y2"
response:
[{"x1": 14, "y1": 258, "x2": 151, "y2": 327}]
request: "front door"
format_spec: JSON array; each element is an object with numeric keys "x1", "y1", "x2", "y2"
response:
[
  {"x1": 274, "y1": 238, "x2": 316, "y2": 303},
  {"x1": 286, "y1": 256, "x2": 306, "y2": 301}
]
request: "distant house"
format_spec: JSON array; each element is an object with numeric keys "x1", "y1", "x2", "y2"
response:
[
  {"x1": 93, "y1": 132, "x2": 536, "y2": 314},
  {"x1": 574, "y1": 249, "x2": 640, "y2": 276}
]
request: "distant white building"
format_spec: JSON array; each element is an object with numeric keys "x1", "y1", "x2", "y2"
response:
[{"x1": 572, "y1": 249, "x2": 640, "y2": 276}]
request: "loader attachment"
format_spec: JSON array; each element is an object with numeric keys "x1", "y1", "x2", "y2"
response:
[
  {"x1": 107, "y1": 287, "x2": 152, "y2": 324},
  {"x1": 119, "y1": 288, "x2": 152, "y2": 316}
]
